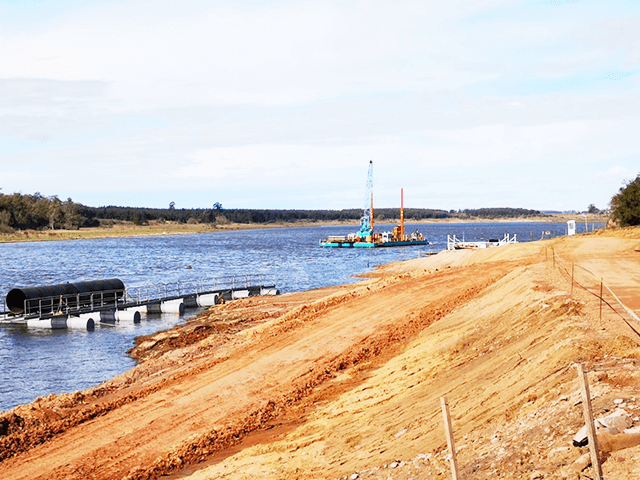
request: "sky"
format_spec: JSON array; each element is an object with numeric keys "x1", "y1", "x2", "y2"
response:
[{"x1": 0, "y1": 0, "x2": 639, "y2": 212}]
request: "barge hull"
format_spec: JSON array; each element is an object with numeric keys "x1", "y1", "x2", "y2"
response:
[{"x1": 319, "y1": 240, "x2": 429, "y2": 248}]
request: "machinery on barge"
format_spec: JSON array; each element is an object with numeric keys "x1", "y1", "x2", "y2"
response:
[{"x1": 319, "y1": 161, "x2": 429, "y2": 248}]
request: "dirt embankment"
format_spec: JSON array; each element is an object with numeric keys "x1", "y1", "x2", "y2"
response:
[{"x1": 1, "y1": 229, "x2": 640, "y2": 480}]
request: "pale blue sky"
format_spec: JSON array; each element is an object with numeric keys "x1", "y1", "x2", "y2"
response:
[{"x1": 0, "y1": 0, "x2": 638, "y2": 211}]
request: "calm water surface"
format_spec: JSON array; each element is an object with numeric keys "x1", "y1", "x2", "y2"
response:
[{"x1": 0, "y1": 222, "x2": 600, "y2": 412}]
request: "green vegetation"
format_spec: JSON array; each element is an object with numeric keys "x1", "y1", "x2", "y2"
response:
[
  {"x1": 610, "y1": 173, "x2": 640, "y2": 227},
  {"x1": 457, "y1": 207, "x2": 541, "y2": 219},
  {"x1": 81, "y1": 205, "x2": 544, "y2": 225},
  {"x1": 0, "y1": 191, "x2": 545, "y2": 234},
  {"x1": 0, "y1": 193, "x2": 99, "y2": 233}
]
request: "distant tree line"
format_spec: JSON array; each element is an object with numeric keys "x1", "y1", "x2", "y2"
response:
[
  {"x1": 0, "y1": 192, "x2": 99, "y2": 233},
  {"x1": 457, "y1": 207, "x2": 542, "y2": 219},
  {"x1": 0, "y1": 191, "x2": 545, "y2": 232},
  {"x1": 86, "y1": 206, "x2": 455, "y2": 225}
]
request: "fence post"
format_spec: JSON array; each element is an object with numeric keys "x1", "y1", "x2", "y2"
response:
[
  {"x1": 571, "y1": 263, "x2": 575, "y2": 297},
  {"x1": 440, "y1": 396, "x2": 460, "y2": 479},
  {"x1": 599, "y1": 278, "x2": 603, "y2": 322},
  {"x1": 575, "y1": 363, "x2": 603, "y2": 479}
]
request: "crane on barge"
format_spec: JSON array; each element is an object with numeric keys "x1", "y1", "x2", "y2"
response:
[
  {"x1": 357, "y1": 160, "x2": 374, "y2": 241},
  {"x1": 319, "y1": 161, "x2": 428, "y2": 248}
]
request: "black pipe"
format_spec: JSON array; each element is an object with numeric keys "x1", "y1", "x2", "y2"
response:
[{"x1": 6, "y1": 278, "x2": 125, "y2": 314}]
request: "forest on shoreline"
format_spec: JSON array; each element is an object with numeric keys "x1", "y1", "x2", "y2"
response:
[{"x1": 0, "y1": 192, "x2": 548, "y2": 233}]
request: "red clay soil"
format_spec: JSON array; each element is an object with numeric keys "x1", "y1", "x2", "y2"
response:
[{"x1": 1, "y1": 228, "x2": 640, "y2": 480}]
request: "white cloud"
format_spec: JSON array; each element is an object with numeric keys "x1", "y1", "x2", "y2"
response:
[
  {"x1": 1, "y1": 0, "x2": 640, "y2": 211},
  {"x1": 0, "y1": 1, "x2": 520, "y2": 109}
]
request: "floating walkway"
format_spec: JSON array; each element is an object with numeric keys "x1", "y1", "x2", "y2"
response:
[{"x1": 0, "y1": 275, "x2": 279, "y2": 330}]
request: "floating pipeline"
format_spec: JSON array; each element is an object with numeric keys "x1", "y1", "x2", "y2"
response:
[
  {"x1": 1, "y1": 279, "x2": 280, "y2": 330},
  {"x1": 6, "y1": 278, "x2": 125, "y2": 314}
]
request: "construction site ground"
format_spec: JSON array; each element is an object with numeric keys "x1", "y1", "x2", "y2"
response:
[{"x1": 1, "y1": 227, "x2": 640, "y2": 479}]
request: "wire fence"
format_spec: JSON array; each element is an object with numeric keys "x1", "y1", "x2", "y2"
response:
[{"x1": 550, "y1": 247, "x2": 640, "y2": 337}]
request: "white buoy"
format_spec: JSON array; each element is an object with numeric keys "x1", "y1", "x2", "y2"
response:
[
  {"x1": 115, "y1": 309, "x2": 141, "y2": 323},
  {"x1": 232, "y1": 289, "x2": 250, "y2": 299},
  {"x1": 67, "y1": 314, "x2": 95, "y2": 330},
  {"x1": 260, "y1": 287, "x2": 280, "y2": 296},
  {"x1": 26, "y1": 317, "x2": 67, "y2": 329},
  {"x1": 196, "y1": 293, "x2": 219, "y2": 307},
  {"x1": 161, "y1": 299, "x2": 185, "y2": 315}
]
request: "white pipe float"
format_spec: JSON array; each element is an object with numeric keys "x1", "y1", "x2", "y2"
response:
[
  {"x1": 231, "y1": 289, "x2": 250, "y2": 299},
  {"x1": 160, "y1": 299, "x2": 185, "y2": 315},
  {"x1": 196, "y1": 293, "x2": 218, "y2": 307},
  {"x1": 26, "y1": 316, "x2": 67, "y2": 329},
  {"x1": 115, "y1": 309, "x2": 141, "y2": 323},
  {"x1": 67, "y1": 313, "x2": 95, "y2": 330},
  {"x1": 99, "y1": 309, "x2": 141, "y2": 324},
  {"x1": 260, "y1": 287, "x2": 280, "y2": 296}
]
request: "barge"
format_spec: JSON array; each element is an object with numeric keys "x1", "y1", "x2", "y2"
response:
[{"x1": 319, "y1": 161, "x2": 428, "y2": 248}]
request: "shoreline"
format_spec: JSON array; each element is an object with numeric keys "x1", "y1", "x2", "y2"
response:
[{"x1": 0, "y1": 213, "x2": 610, "y2": 244}]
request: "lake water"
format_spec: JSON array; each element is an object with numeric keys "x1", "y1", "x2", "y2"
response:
[{"x1": 0, "y1": 221, "x2": 601, "y2": 412}]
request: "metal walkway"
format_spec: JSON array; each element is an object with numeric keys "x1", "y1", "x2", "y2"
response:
[{"x1": 0, "y1": 274, "x2": 278, "y2": 327}]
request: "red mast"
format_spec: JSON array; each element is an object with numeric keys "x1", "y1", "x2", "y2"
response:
[
  {"x1": 370, "y1": 191, "x2": 374, "y2": 233},
  {"x1": 400, "y1": 188, "x2": 405, "y2": 240}
]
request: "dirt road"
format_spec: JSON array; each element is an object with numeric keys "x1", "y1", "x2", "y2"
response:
[{"x1": 1, "y1": 229, "x2": 639, "y2": 479}]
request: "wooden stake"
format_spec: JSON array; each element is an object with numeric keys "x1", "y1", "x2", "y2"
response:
[
  {"x1": 571, "y1": 263, "x2": 575, "y2": 297},
  {"x1": 441, "y1": 396, "x2": 460, "y2": 480},
  {"x1": 599, "y1": 278, "x2": 603, "y2": 322},
  {"x1": 575, "y1": 363, "x2": 603, "y2": 479}
]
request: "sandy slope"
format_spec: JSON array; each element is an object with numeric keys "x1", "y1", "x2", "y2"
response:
[{"x1": 1, "y1": 229, "x2": 639, "y2": 480}]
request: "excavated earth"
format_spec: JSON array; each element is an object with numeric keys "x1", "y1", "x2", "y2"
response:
[{"x1": 1, "y1": 228, "x2": 640, "y2": 479}]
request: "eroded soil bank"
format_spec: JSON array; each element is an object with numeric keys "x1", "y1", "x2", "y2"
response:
[{"x1": 1, "y1": 228, "x2": 640, "y2": 480}]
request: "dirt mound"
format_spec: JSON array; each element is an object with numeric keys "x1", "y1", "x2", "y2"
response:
[{"x1": 1, "y1": 229, "x2": 640, "y2": 480}]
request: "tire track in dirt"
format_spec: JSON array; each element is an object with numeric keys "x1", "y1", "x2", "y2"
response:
[
  {"x1": 124, "y1": 263, "x2": 516, "y2": 480},
  {"x1": 0, "y1": 293, "x2": 335, "y2": 464}
]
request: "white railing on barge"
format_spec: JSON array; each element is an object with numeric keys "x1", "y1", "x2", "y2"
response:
[{"x1": 447, "y1": 233, "x2": 517, "y2": 251}]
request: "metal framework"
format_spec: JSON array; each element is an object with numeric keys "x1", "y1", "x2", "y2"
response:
[
  {"x1": 358, "y1": 160, "x2": 374, "y2": 239},
  {"x1": 0, "y1": 274, "x2": 276, "y2": 322}
]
